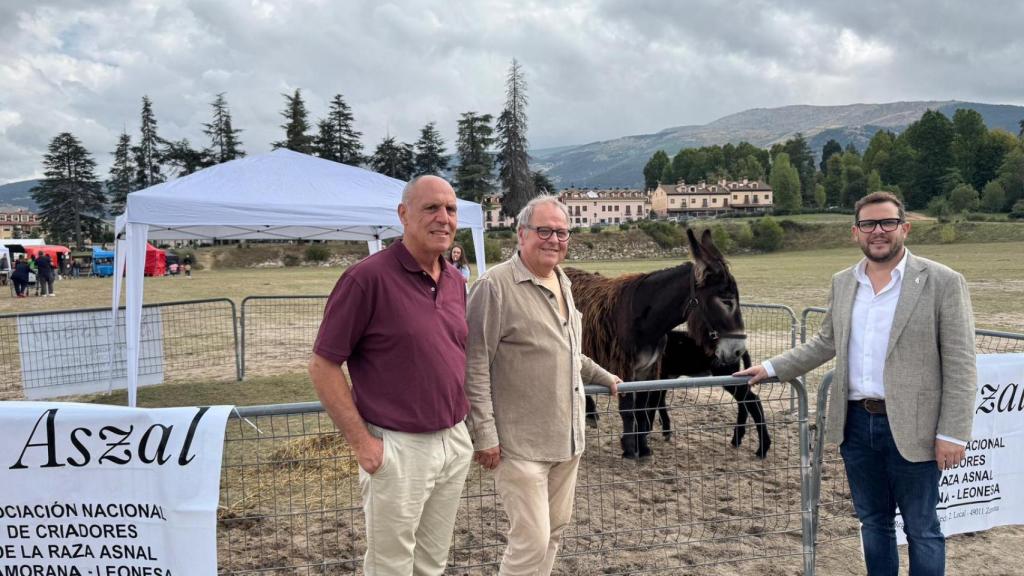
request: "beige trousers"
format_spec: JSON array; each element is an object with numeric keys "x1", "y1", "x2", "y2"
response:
[
  {"x1": 359, "y1": 421, "x2": 473, "y2": 576},
  {"x1": 494, "y1": 455, "x2": 582, "y2": 576}
]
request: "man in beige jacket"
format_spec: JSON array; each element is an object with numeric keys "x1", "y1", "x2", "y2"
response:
[
  {"x1": 737, "y1": 191, "x2": 976, "y2": 575},
  {"x1": 465, "y1": 195, "x2": 620, "y2": 576}
]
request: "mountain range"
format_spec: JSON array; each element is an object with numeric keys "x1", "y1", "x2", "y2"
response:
[
  {"x1": 4, "y1": 100, "x2": 1022, "y2": 200},
  {"x1": 533, "y1": 101, "x2": 1024, "y2": 189}
]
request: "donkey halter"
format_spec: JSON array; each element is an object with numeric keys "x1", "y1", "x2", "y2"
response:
[{"x1": 682, "y1": 263, "x2": 747, "y2": 344}]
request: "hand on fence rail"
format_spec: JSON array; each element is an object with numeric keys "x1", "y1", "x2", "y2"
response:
[{"x1": 733, "y1": 363, "x2": 770, "y2": 385}]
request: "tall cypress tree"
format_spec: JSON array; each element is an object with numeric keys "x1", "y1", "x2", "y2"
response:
[
  {"x1": 413, "y1": 122, "x2": 449, "y2": 176},
  {"x1": 31, "y1": 133, "x2": 106, "y2": 249},
  {"x1": 495, "y1": 59, "x2": 535, "y2": 219},
  {"x1": 454, "y1": 112, "x2": 495, "y2": 202},
  {"x1": 132, "y1": 95, "x2": 164, "y2": 189},
  {"x1": 107, "y1": 131, "x2": 135, "y2": 213},
  {"x1": 203, "y1": 93, "x2": 244, "y2": 164},
  {"x1": 769, "y1": 152, "x2": 802, "y2": 212},
  {"x1": 272, "y1": 89, "x2": 314, "y2": 154},
  {"x1": 369, "y1": 136, "x2": 415, "y2": 180},
  {"x1": 314, "y1": 93, "x2": 363, "y2": 164}
]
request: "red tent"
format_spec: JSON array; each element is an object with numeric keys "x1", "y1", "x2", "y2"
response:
[
  {"x1": 144, "y1": 243, "x2": 166, "y2": 276},
  {"x1": 31, "y1": 245, "x2": 71, "y2": 265}
]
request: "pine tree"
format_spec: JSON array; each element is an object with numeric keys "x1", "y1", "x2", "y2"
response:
[
  {"x1": 314, "y1": 93, "x2": 363, "y2": 164},
  {"x1": 454, "y1": 111, "x2": 495, "y2": 202},
  {"x1": 107, "y1": 131, "x2": 135, "y2": 213},
  {"x1": 369, "y1": 136, "x2": 415, "y2": 180},
  {"x1": 769, "y1": 152, "x2": 802, "y2": 212},
  {"x1": 203, "y1": 93, "x2": 244, "y2": 164},
  {"x1": 495, "y1": 59, "x2": 535, "y2": 219},
  {"x1": 272, "y1": 89, "x2": 314, "y2": 154},
  {"x1": 162, "y1": 138, "x2": 207, "y2": 177},
  {"x1": 413, "y1": 122, "x2": 449, "y2": 176},
  {"x1": 533, "y1": 170, "x2": 556, "y2": 195},
  {"x1": 30, "y1": 133, "x2": 106, "y2": 249},
  {"x1": 132, "y1": 95, "x2": 164, "y2": 189}
]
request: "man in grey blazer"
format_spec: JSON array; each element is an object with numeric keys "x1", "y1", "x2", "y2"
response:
[{"x1": 737, "y1": 191, "x2": 976, "y2": 575}]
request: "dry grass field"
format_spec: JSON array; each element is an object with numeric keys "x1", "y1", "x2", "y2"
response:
[{"x1": 3, "y1": 240, "x2": 1021, "y2": 332}]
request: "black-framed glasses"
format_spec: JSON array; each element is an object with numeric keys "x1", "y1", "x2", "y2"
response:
[
  {"x1": 855, "y1": 218, "x2": 904, "y2": 233},
  {"x1": 523, "y1": 225, "x2": 570, "y2": 241}
]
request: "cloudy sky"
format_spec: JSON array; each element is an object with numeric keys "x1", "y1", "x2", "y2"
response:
[{"x1": 2, "y1": 0, "x2": 1022, "y2": 183}]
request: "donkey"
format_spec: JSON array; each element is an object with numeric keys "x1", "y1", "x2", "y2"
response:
[
  {"x1": 659, "y1": 329, "x2": 771, "y2": 458},
  {"x1": 567, "y1": 228, "x2": 746, "y2": 459}
]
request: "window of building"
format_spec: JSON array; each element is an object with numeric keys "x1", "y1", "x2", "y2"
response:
[
  {"x1": 703, "y1": 199, "x2": 708, "y2": 207},
  {"x1": 614, "y1": 217, "x2": 620, "y2": 224},
  {"x1": 583, "y1": 217, "x2": 588, "y2": 223}
]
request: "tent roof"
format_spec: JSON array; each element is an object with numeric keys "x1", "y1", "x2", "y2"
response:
[{"x1": 122, "y1": 149, "x2": 483, "y2": 241}]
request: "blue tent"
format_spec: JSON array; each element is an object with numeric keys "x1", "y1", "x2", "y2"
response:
[{"x1": 92, "y1": 246, "x2": 115, "y2": 277}]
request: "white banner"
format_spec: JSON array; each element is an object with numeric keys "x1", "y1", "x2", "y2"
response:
[
  {"x1": 896, "y1": 353, "x2": 1024, "y2": 543},
  {"x1": 17, "y1": 309, "x2": 164, "y2": 399},
  {"x1": 0, "y1": 402, "x2": 233, "y2": 575}
]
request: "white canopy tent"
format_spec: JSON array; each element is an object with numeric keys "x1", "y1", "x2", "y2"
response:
[{"x1": 113, "y1": 149, "x2": 487, "y2": 406}]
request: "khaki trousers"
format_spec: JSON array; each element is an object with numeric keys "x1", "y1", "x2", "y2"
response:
[
  {"x1": 359, "y1": 421, "x2": 473, "y2": 576},
  {"x1": 494, "y1": 455, "x2": 582, "y2": 576}
]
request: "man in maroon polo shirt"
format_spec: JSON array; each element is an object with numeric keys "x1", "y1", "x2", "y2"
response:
[{"x1": 309, "y1": 175, "x2": 473, "y2": 576}]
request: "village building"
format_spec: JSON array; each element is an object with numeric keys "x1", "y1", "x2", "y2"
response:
[
  {"x1": 654, "y1": 179, "x2": 773, "y2": 218},
  {"x1": 0, "y1": 208, "x2": 43, "y2": 239}
]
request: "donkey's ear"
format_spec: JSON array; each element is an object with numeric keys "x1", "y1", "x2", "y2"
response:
[
  {"x1": 700, "y1": 228, "x2": 724, "y2": 260},
  {"x1": 686, "y1": 228, "x2": 701, "y2": 258}
]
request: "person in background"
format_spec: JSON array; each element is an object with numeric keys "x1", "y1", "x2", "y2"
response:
[
  {"x1": 35, "y1": 252, "x2": 55, "y2": 297},
  {"x1": 0, "y1": 254, "x2": 9, "y2": 286},
  {"x1": 183, "y1": 253, "x2": 193, "y2": 278},
  {"x1": 11, "y1": 255, "x2": 30, "y2": 298},
  {"x1": 448, "y1": 242, "x2": 471, "y2": 281}
]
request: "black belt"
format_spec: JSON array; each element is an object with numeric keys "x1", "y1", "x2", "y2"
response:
[{"x1": 850, "y1": 398, "x2": 886, "y2": 415}]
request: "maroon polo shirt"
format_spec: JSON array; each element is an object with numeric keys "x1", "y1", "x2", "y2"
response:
[{"x1": 313, "y1": 240, "x2": 469, "y2": 433}]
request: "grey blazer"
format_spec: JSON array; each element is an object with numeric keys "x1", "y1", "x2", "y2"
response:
[{"x1": 771, "y1": 252, "x2": 976, "y2": 462}]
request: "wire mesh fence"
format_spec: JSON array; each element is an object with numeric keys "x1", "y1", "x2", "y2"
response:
[
  {"x1": 0, "y1": 299, "x2": 238, "y2": 400},
  {"x1": 240, "y1": 296, "x2": 328, "y2": 379},
  {"x1": 219, "y1": 377, "x2": 813, "y2": 575}
]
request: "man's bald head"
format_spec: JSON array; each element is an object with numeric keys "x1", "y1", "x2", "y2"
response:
[{"x1": 402, "y1": 175, "x2": 453, "y2": 205}]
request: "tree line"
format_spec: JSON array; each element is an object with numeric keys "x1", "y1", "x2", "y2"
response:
[
  {"x1": 30, "y1": 59, "x2": 544, "y2": 248},
  {"x1": 643, "y1": 109, "x2": 1024, "y2": 217}
]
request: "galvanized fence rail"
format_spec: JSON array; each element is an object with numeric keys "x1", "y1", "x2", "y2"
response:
[
  {"x1": 219, "y1": 376, "x2": 814, "y2": 575},
  {"x1": 240, "y1": 296, "x2": 328, "y2": 379},
  {"x1": 807, "y1": 327, "x2": 1024, "y2": 573},
  {"x1": 0, "y1": 298, "x2": 239, "y2": 399}
]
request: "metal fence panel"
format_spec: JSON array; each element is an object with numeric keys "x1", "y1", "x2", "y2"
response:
[
  {"x1": 219, "y1": 377, "x2": 813, "y2": 575},
  {"x1": 0, "y1": 299, "x2": 238, "y2": 399},
  {"x1": 241, "y1": 296, "x2": 328, "y2": 379}
]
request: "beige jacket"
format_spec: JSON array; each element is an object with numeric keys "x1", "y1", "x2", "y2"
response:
[
  {"x1": 771, "y1": 252, "x2": 976, "y2": 462},
  {"x1": 465, "y1": 253, "x2": 618, "y2": 462}
]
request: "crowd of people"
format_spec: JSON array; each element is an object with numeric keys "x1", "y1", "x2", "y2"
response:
[{"x1": 3, "y1": 251, "x2": 59, "y2": 298}]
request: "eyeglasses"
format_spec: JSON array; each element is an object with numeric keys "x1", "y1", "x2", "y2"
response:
[
  {"x1": 523, "y1": 225, "x2": 570, "y2": 241},
  {"x1": 855, "y1": 218, "x2": 904, "y2": 233}
]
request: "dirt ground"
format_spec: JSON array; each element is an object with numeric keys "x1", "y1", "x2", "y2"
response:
[{"x1": 214, "y1": 383, "x2": 1024, "y2": 575}]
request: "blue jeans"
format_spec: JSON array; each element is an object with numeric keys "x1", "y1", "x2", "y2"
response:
[{"x1": 840, "y1": 402, "x2": 944, "y2": 576}]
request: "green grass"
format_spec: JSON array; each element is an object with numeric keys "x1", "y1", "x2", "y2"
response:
[{"x1": 7, "y1": 240, "x2": 1022, "y2": 409}]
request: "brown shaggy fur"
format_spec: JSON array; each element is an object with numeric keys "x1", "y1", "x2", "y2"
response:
[{"x1": 566, "y1": 268, "x2": 666, "y2": 381}]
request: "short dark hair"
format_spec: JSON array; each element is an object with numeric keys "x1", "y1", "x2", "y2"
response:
[{"x1": 854, "y1": 191, "x2": 905, "y2": 223}]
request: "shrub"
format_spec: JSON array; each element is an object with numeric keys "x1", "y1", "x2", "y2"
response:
[
  {"x1": 282, "y1": 254, "x2": 300, "y2": 267},
  {"x1": 484, "y1": 238, "x2": 503, "y2": 263},
  {"x1": 590, "y1": 225, "x2": 603, "y2": 233},
  {"x1": 304, "y1": 244, "x2": 331, "y2": 263},
  {"x1": 710, "y1": 224, "x2": 735, "y2": 254},
  {"x1": 619, "y1": 222, "x2": 632, "y2": 231},
  {"x1": 732, "y1": 222, "x2": 754, "y2": 249},
  {"x1": 1010, "y1": 200, "x2": 1024, "y2": 220},
  {"x1": 639, "y1": 221, "x2": 686, "y2": 249},
  {"x1": 750, "y1": 217, "x2": 785, "y2": 252},
  {"x1": 939, "y1": 223, "x2": 957, "y2": 244}
]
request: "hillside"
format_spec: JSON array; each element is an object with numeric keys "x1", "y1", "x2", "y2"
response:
[
  {"x1": 536, "y1": 101, "x2": 1024, "y2": 189},
  {"x1": 0, "y1": 179, "x2": 40, "y2": 210}
]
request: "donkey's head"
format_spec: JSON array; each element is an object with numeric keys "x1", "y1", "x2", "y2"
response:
[{"x1": 684, "y1": 228, "x2": 746, "y2": 364}]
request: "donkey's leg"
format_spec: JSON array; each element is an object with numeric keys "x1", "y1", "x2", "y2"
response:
[
  {"x1": 724, "y1": 384, "x2": 749, "y2": 448},
  {"x1": 585, "y1": 395, "x2": 599, "y2": 428},
  {"x1": 618, "y1": 393, "x2": 641, "y2": 459},
  {"x1": 635, "y1": 391, "x2": 658, "y2": 458},
  {"x1": 744, "y1": 387, "x2": 771, "y2": 459},
  {"x1": 657, "y1": 390, "x2": 672, "y2": 440}
]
